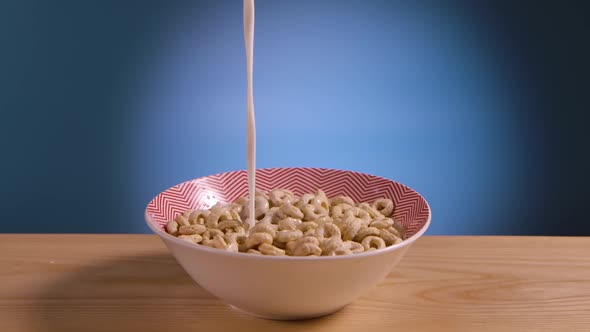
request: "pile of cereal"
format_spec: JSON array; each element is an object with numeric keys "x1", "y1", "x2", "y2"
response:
[{"x1": 165, "y1": 189, "x2": 405, "y2": 256}]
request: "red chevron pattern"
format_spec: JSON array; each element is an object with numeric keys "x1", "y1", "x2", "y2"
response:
[{"x1": 146, "y1": 168, "x2": 430, "y2": 237}]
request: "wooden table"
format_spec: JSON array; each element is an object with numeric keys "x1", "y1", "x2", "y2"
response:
[{"x1": 1, "y1": 235, "x2": 589, "y2": 332}]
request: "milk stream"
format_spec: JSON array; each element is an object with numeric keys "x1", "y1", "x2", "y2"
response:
[{"x1": 243, "y1": 0, "x2": 256, "y2": 230}]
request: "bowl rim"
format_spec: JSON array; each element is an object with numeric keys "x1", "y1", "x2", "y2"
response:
[{"x1": 144, "y1": 167, "x2": 431, "y2": 261}]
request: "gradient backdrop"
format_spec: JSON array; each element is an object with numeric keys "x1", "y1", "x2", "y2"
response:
[{"x1": 1, "y1": 0, "x2": 588, "y2": 234}]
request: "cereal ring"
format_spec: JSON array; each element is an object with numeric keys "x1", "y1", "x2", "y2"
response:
[
  {"x1": 249, "y1": 223, "x2": 277, "y2": 238},
  {"x1": 235, "y1": 196, "x2": 248, "y2": 206},
  {"x1": 315, "y1": 222, "x2": 341, "y2": 240},
  {"x1": 202, "y1": 228, "x2": 224, "y2": 241},
  {"x1": 343, "y1": 207, "x2": 372, "y2": 225},
  {"x1": 379, "y1": 229, "x2": 403, "y2": 246},
  {"x1": 253, "y1": 196, "x2": 271, "y2": 219},
  {"x1": 373, "y1": 198, "x2": 394, "y2": 217},
  {"x1": 321, "y1": 236, "x2": 343, "y2": 255},
  {"x1": 344, "y1": 240, "x2": 365, "y2": 254},
  {"x1": 175, "y1": 214, "x2": 190, "y2": 227},
  {"x1": 386, "y1": 225, "x2": 401, "y2": 238},
  {"x1": 226, "y1": 242, "x2": 239, "y2": 252},
  {"x1": 312, "y1": 189, "x2": 330, "y2": 210},
  {"x1": 258, "y1": 207, "x2": 281, "y2": 224},
  {"x1": 245, "y1": 232, "x2": 273, "y2": 249},
  {"x1": 179, "y1": 224, "x2": 207, "y2": 235},
  {"x1": 236, "y1": 196, "x2": 270, "y2": 220},
  {"x1": 229, "y1": 209, "x2": 242, "y2": 222},
  {"x1": 259, "y1": 243, "x2": 286, "y2": 256},
  {"x1": 178, "y1": 234, "x2": 203, "y2": 244},
  {"x1": 217, "y1": 220, "x2": 242, "y2": 232},
  {"x1": 331, "y1": 248, "x2": 353, "y2": 256},
  {"x1": 226, "y1": 226, "x2": 246, "y2": 235},
  {"x1": 391, "y1": 219, "x2": 406, "y2": 239},
  {"x1": 206, "y1": 234, "x2": 227, "y2": 249},
  {"x1": 297, "y1": 193, "x2": 315, "y2": 209},
  {"x1": 278, "y1": 217, "x2": 301, "y2": 231},
  {"x1": 279, "y1": 203, "x2": 304, "y2": 220},
  {"x1": 246, "y1": 249, "x2": 263, "y2": 255},
  {"x1": 336, "y1": 215, "x2": 362, "y2": 241},
  {"x1": 302, "y1": 204, "x2": 329, "y2": 221},
  {"x1": 269, "y1": 189, "x2": 296, "y2": 207},
  {"x1": 212, "y1": 233, "x2": 227, "y2": 247},
  {"x1": 285, "y1": 241, "x2": 296, "y2": 255},
  {"x1": 329, "y1": 195, "x2": 355, "y2": 207},
  {"x1": 209, "y1": 202, "x2": 228, "y2": 213},
  {"x1": 314, "y1": 215, "x2": 333, "y2": 225},
  {"x1": 205, "y1": 209, "x2": 233, "y2": 229},
  {"x1": 235, "y1": 196, "x2": 248, "y2": 218},
  {"x1": 293, "y1": 243, "x2": 322, "y2": 256},
  {"x1": 272, "y1": 240, "x2": 287, "y2": 249},
  {"x1": 354, "y1": 226, "x2": 381, "y2": 242},
  {"x1": 361, "y1": 236, "x2": 386, "y2": 250},
  {"x1": 358, "y1": 203, "x2": 383, "y2": 219},
  {"x1": 228, "y1": 202, "x2": 243, "y2": 213},
  {"x1": 330, "y1": 203, "x2": 354, "y2": 219},
  {"x1": 188, "y1": 210, "x2": 210, "y2": 225},
  {"x1": 182, "y1": 209, "x2": 196, "y2": 219},
  {"x1": 370, "y1": 218, "x2": 394, "y2": 230},
  {"x1": 297, "y1": 221, "x2": 319, "y2": 234},
  {"x1": 276, "y1": 229, "x2": 304, "y2": 243},
  {"x1": 225, "y1": 232, "x2": 247, "y2": 245},
  {"x1": 256, "y1": 190, "x2": 270, "y2": 200},
  {"x1": 165, "y1": 220, "x2": 179, "y2": 236},
  {"x1": 295, "y1": 235, "x2": 321, "y2": 247},
  {"x1": 286, "y1": 236, "x2": 320, "y2": 255}
]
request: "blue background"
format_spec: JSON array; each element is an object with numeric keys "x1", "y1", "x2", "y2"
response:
[{"x1": 1, "y1": 0, "x2": 588, "y2": 234}]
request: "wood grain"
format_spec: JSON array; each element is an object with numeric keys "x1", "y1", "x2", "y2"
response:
[{"x1": 0, "y1": 235, "x2": 589, "y2": 332}]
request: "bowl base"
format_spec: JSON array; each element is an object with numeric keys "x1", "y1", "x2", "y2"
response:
[{"x1": 229, "y1": 305, "x2": 346, "y2": 321}]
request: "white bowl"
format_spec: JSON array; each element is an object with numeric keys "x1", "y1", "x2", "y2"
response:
[{"x1": 145, "y1": 167, "x2": 431, "y2": 320}]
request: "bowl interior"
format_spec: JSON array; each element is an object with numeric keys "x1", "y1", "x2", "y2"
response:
[{"x1": 146, "y1": 168, "x2": 430, "y2": 239}]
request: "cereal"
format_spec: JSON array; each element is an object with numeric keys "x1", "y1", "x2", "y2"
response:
[
  {"x1": 336, "y1": 214, "x2": 362, "y2": 241},
  {"x1": 246, "y1": 232, "x2": 273, "y2": 249},
  {"x1": 279, "y1": 203, "x2": 304, "y2": 220},
  {"x1": 166, "y1": 220, "x2": 179, "y2": 236},
  {"x1": 276, "y1": 229, "x2": 303, "y2": 243},
  {"x1": 179, "y1": 224, "x2": 207, "y2": 235},
  {"x1": 249, "y1": 222, "x2": 278, "y2": 237},
  {"x1": 269, "y1": 189, "x2": 296, "y2": 207},
  {"x1": 175, "y1": 214, "x2": 190, "y2": 227},
  {"x1": 370, "y1": 218, "x2": 394, "y2": 230},
  {"x1": 259, "y1": 206, "x2": 281, "y2": 224},
  {"x1": 202, "y1": 228, "x2": 224, "y2": 241},
  {"x1": 357, "y1": 203, "x2": 382, "y2": 220},
  {"x1": 361, "y1": 236, "x2": 386, "y2": 251},
  {"x1": 373, "y1": 198, "x2": 394, "y2": 217},
  {"x1": 379, "y1": 228, "x2": 402, "y2": 246},
  {"x1": 293, "y1": 242, "x2": 322, "y2": 256},
  {"x1": 330, "y1": 203, "x2": 353, "y2": 219},
  {"x1": 278, "y1": 217, "x2": 300, "y2": 231},
  {"x1": 302, "y1": 204, "x2": 329, "y2": 221},
  {"x1": 311, "y1": 190, "x2": 330, "y2": 210},
  {"x1": 217, "y1": 220, "x2": 241, "y2": 232},
  {"x1": 178, "y1": 234, "x2": 203, "y2": 244},
  {"x1": 344, "y1": 240, "x2": 365, "y2": 254},
  {"x1": 165, "y1": 189, "x2": 406, "y2": 256},
  {"x1": 353, "y1": 226, "x2": 381, "y2": 242},
  {"x1": 329, "y1": 195, "x2": 355, "y2": 207},
  {"x1": 258, "y1": 243, "x2": 286, "y2": 256},
  {"x1": 188, "y1": 210, "x2": 210, "y2": 225},
  {"x1": 297, "y1": 221, "x2": 319, "y2": 235}
]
